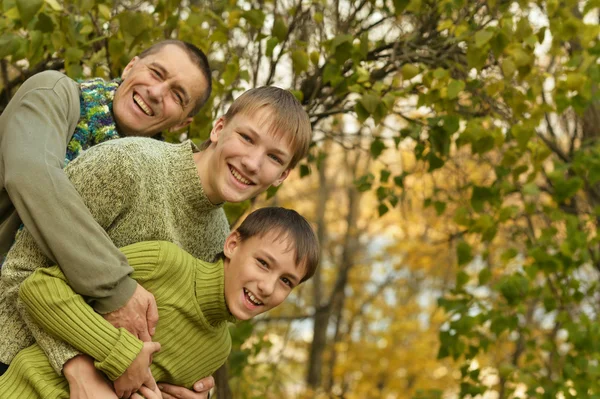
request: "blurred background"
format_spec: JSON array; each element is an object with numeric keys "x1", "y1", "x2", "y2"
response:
[{"x1": 1, "y1": 0, "x2": 599, "y2": 397}]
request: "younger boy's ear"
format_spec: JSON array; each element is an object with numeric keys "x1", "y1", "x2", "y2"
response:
[
  {"x1": 209, "y1": 117, "x2": 226, "y2": 144},
  {"x1": 223, "y1": 231, "x2": 241, "y2": 258},
  {"x1": 272, "y1": 169, "x2": 291, "y2": 187}
]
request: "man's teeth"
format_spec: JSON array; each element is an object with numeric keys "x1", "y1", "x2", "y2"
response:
[
  {"x1": 244, "y1": 288, "x2": 263, "y2": 305},
  {"x1": 133, "y1": 94, "x2": 153, "y2": 116},
  {"x1": 231, "y1": 167, "x2": 252, "y2": 185}
]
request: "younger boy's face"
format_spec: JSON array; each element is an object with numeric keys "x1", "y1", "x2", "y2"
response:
[
  {"x1": 223, "y1": 231, "x2": 305, "y2": 320},
  {"x1": 202, "y1": 107, "x2": 293, "y2": 204}
]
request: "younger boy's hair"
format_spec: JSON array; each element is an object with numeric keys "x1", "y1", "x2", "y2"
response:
[
  {"x1": 237, "y1": 207, "x2": 319, "y2": 283},
  {"x1": 201, "y1": 87, "x2": 312, "y2": 168},
  {"x1": 138, "y1": 40, "x2": 212, "y2": 116}
]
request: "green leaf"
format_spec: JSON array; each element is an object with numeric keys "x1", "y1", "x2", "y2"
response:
[
  {"x1": 272, "y1": 17, "x2": 288, "y2": 41},
  {"x1": 44, "y1": 0, "x2": 62, "y2": 11},
  {"x1": 34, "y1": 12, "x2": 53, "y2": 32},
  {"x1": 457, "y1": 241, "x2": 473, "y2": 266},
  {"x1": 378, "y1": 203, "x2": 389, "y2": 216},
  {"x1": 359, "y1": 93, "x2": 380, "y2": 115},
  {"x1": 380, "y1": 169, "x2": 391, "y2": 183},
  {"x1": 266, "y1": 37, "x2": 278, "y2": 58},
  {"x1": 401, "y1": 64, "x2": 420, "y2": 80},
  {"x1": 17, "y1": 0, "x2": 42, "y2": 25},
  {"x1": 291, "y1": 50, "x2": 308, "y2": 74},
  {"x1": 474, "y1": 29, "x2": 494, "y2": 48},
  {"x1": 242, "y1": 9, "x2": 265, "y2": 29},
  {"x1": 370, "y1": 139, "x2": 386, "y2": 159},
  {"x1": 434, "y1": 201, "x2": 446, "y2": 215},
  {"x1": 447, "y1": 79, "x2": 465, "y2": 100},
  {"x1": 478, "y1": 268, "x2": 492, "y2": 285},
  {"x1": 299, "y1": 164, "x2": 310, "y2": 177}
]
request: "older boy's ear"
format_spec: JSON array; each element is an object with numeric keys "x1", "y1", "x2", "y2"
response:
[
  {"x1": 272, "y1": 169, "x2": 291, "y2": 187},
  {"x1": 121, "y1": 56, "x2": 139, "y2": 79},
  {"x1": 224, "y1": 231, "x2": 241, "y2": 258},
  {"x1": 209, "y1": 117, "x2": 226, "y2": 143}
]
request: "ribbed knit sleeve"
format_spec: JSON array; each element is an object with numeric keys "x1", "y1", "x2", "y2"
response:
[{"x1": 18, "y1": 266, "x2": 143, "y2": 381}]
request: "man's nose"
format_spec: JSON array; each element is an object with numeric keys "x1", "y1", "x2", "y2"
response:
[{"x1": 147, "y1": 82, "x2": 168, "y2": 102}]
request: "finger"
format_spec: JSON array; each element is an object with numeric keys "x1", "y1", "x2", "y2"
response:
[
  {"x1": 131, "y1": 394, "x2": 143, "y2": 399},
  {"x1": 146, "y1": 294, "x2": 159, "y2": 336},
  {"x1": 139, "y1": 385, "x2": 160, "y2": 399},
  {"x1": 144, "y1": 368, "x2": 158, "y2": 391},
  {"x1": 138, "y1": 323, "x2": 152, "y2": 342},
  {"x1": 159, "y1": 383, "x2": 201, "y2": 398},
  {"x1": 193, "y1": 376, "x2": 214, "y2": 392}
]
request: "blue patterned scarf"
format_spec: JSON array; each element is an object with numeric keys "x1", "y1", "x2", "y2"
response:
[{"x1": 65, "y1": 77, "x2": 122, "y2": 165}]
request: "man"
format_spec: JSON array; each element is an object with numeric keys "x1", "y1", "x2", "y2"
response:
[
  {"x1": 0, "y1": 40, "x2": 216, "y2": 398},
  {"x1": 0, "y1": 86, "x2": 312, "y2": 398}
]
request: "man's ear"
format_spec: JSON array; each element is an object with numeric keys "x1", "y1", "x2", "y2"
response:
[
  {"x1": 209, "y1": 117, "x2": 226, "y2": 144},
  {"x1": 168, "y1": 117, "x2": 194, "y2": 133},
  {"x1": 121, "y1": 56, "x2": 139, "y2": 79},
  {"x1": 223, "y1": 231, "x2": 241, "y2": 258},
  {"x1": 272, "y1": 169, "x2": 291, "y2": 187}
]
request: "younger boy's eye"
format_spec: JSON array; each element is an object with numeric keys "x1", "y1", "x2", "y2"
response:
[
  {"x1": 257, "y1": 258, "x2": 269, "y2": 268},
  {"x1": 281, "y1": 277, "x2": 293, "y2": 288}
]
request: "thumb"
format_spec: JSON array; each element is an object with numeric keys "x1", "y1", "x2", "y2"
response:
[{"x1": 148, "y1": 341, "x2": 161, "y2": 354}]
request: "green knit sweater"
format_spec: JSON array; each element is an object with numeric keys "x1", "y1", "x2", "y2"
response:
[
  {"x1": 0, "y1": 241, "x2": 236, "y2": 399},
  {"x1": 0, "y1": 137, "x2": 230, "y2": 375}
]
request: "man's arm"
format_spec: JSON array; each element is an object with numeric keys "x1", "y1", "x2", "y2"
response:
[{"x1": 0, "y1": 71, "x2": 136, "y2": 313}]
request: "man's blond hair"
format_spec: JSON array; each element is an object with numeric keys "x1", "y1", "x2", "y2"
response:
[{"x1": 202, "y1": 87, "x2": 312, "y2": 168}]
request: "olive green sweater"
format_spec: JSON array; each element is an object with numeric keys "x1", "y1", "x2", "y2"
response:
[
  {"x1": 0, "y1": 137, "x2": 229, "y2": 374},
  {"x1": 0, "y1": 71, "x2": 135, "y2": 313},
  {"x1": 0, "y1": 241, "x2": 236, "y2": 398}
]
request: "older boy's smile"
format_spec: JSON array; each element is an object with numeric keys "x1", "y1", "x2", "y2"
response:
[{"x1": 229, "y1": 166, "x2": 254, "y2": 186}]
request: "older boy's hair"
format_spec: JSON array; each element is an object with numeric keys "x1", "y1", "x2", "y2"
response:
[
  {"x1": 237, "y1": 207, "x2": 319, "y2": 283},
  {"x1": 201, "y1": 87, "x2": 312, "y2": 168},
  {"x1": 138, "y1": 40, "x2": 212, "y2": 116}
]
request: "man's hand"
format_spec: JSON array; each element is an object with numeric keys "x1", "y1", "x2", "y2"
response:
[
  {"x1": 158, "y1": 376, "x2": 214, "y2": 399},
  {"x1": 114, "y1": 341, "x2": 161, "y2": 398},
  {"x1": 64, "y1": 355, "x2": 119, "y2": 399},
  {"x1": 104, "y1": 283, "x2": 159, "y2": 342}
]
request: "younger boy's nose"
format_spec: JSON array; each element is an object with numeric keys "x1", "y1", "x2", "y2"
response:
[{"x1": 257, "y1": 276, "x2": 277, "y2": 297}]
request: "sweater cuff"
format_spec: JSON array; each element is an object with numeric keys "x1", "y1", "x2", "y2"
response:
[
  {"x1": 94, "y1": 327, "x2": 143, "y2": 381},
  {"x1": 92, "y1": 277, "x2": 138, "y2": 314}
]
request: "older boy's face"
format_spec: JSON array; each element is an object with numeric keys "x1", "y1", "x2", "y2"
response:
[
  {"x1": 113, "y1": 44, "x2": 207, "y2": 136},
  {"x1": 202, "y1": 107, "x2": 292, "y2": 204},
  {"x1": 223, "y1": 231, "x2": 305, "y2": 320}
]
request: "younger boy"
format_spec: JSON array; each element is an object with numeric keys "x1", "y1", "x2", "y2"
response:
[{"x1": 0, "y1": 207, "x2": 319, "y2": 399}]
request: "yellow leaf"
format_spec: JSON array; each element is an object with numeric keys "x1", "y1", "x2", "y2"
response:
[
  {"x1": 44, "y1": 0, "x2": 62, "y2": 11},
  {"x1": 4, "y1": 7, "x2": 20, "y2": 21},
  {"x1": 97, "y1": 4, "x2": 111, "y2": 20}
]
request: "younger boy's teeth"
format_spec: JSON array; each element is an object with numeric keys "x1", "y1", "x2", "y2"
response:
[
  {"x1": 244, "y1": 288, "x2": 263, "y2": 305},
  {"x1": 231, "y1": 167, "x2": 252, "y2": 185}
]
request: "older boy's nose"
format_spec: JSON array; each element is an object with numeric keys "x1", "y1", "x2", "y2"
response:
[{"x1": 241, "y1": 151, "x2": 262, "y2": 173}]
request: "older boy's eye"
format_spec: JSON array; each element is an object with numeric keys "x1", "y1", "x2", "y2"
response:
[
  {"x1": 269, "y1": 154, "x2": 283, "y2": 164},
  {"x1": 239, "y1": 133, "x2": 253, "y2": 143}
]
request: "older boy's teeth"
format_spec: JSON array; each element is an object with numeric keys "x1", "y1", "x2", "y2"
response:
[
  {"x1": 231, "y1": 167, "x2": 251, "y2": 185},
  {"x1": 244, "y1": 288, "x2": 263, "y2": 305},
  {"x1": 133, "y1": 94, "x2": 153, "y2": 116}
]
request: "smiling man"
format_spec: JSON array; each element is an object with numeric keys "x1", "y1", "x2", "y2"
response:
[{"x1": 0, "y1": 40, "x2": 215, "y2": 398}]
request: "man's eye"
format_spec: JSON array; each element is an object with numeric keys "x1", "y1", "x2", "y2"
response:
[
  {"x1": 151, "y1": 69, "x2": 161, "y2": 78},
  {"x1": 174, "y1": 92, "x2": 183, "y2": 103}
]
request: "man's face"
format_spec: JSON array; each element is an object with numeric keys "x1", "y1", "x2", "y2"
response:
[
  {"x1": 223, "y1": 231, "x2": 305, "y2": 320},
  {"x1": 113, "y1": 44, "x2": 207, "y2": 136},
  {"x1": 202, "y1": 107, "x2": 293, "y2": 204}
]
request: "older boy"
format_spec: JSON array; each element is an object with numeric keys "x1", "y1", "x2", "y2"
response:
[
  {"x1": 0, "y1": 86, "x2": 311, "y2": 398},
  {"x1": 0, "y1": 207, "x2": 319, "y2": 398}
]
